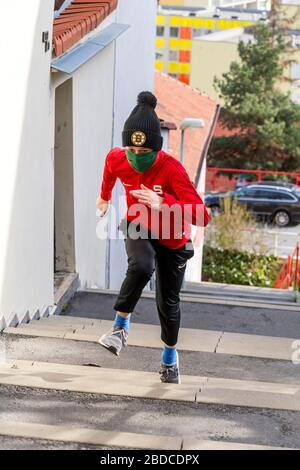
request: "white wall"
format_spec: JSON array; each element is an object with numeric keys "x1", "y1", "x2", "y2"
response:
[
  {"x1": 72, "y1": 42, "x2": 115, "y2": 290},
  {"x1": 0, "y1": 1, "x2": 54, "y2": 328},
  {"x1": 0, "y1": 0, "x2": 160, "y2": 328},
  {"x1": 185, "y1": 157, "x2": 207, "y2": 283},
  {"x1": 109, "y1": 0, "x2": 158, "y2": 290},
  {"x1": 51, "y1": 11, "x2": 118, "y2": 293},
  {"x1": 51, "y1": 2, "x2": 157, "y2": 293}
]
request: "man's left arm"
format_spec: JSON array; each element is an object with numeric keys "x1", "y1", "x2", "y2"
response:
[{"x1": 161, "y1": 164, "x2": 210, "y2": 227}]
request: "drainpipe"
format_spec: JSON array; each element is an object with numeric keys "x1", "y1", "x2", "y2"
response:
[{"x1": 105, "y1": 14, "x2": 118, "y2": 290}]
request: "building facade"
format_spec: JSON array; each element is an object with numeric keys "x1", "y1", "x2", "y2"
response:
[
  {"x1": 0, "y1": 0, "x2": 158, "y2": 329},
  {"x1": 190, "y1": 22, "x2": 300, "y2": 103},
  {"x1": 159, "y1": 1, "x2": 270, "y2": 8},
  {"x1": 155, "y1": 6, "x2": 267, "y2": 84}
]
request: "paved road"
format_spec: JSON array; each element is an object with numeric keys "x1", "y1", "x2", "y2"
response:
[{"x1": 259, "y1": 222, "x2": 300, "y2": 258}]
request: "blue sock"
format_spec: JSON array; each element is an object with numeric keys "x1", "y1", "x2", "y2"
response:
[
  {"x1": 113, "y1": 313, "x2": 131, "y2": 332},
  {"x1": 162, "y1": 346, "x2": 177, "y2": 366}
]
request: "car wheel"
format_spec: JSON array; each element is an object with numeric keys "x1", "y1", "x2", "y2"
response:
[
  {"x1": 273, "y1": 210, "x2": 290, "y2": 227},
  {"x1": 210, "y1": 205, "x2": 220, "y2": 216}
]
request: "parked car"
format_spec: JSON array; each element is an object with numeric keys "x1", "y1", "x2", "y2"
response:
[
  {"x1": 205, "y1": 183, "x2": 300, "y2": 227},
  {"x1": 234, "y1": 178, "x2": 295, "y2": 190},
  {"x1": 234, "y1": 174, "x2": 256, "y2": 189}
]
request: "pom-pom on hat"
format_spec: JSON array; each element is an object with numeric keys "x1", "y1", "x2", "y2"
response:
[{"x1": 122, "y1": 91, "x2": 163, "y2": 151}]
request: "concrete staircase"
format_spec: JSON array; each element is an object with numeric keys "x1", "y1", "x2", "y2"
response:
[
  {"x1": 184, "y1": 281, "x2": 298, "y2": 306},
  {"x1": 1, "y1": 292, "x2": 300, "y2": 450}
]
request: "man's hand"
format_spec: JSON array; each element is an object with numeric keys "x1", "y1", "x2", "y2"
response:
[
  {"x1": 130, "y1": 184, "x2": 163, "y2": 210},
  {"x1": 96, "y1": 196, "x2": 109, "y2": 217}
]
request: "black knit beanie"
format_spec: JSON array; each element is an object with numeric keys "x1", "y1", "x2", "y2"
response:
[{"x1": 122, "y1": 91, "x2": 163, "y2": 151}]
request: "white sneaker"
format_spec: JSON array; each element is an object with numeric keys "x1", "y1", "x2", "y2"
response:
[{"x1": 99, "y1": 327, "x2": 128, "y2": 356}]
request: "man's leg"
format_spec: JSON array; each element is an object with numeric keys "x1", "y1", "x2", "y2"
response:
[
  {"x1": 155, "y1": 241, "x2": 194, "y2": 382},
  {"x1": 113, "y1": 235, "x2": 156, "y2": 314},
  {"x1": 99, "y1": 224, "x2": 156, "y2": 355}
]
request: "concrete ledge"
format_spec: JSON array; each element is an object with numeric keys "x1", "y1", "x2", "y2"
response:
[
  {"x1": 55, "y1": 273, "x2": 80, "y2": 315},
  {"x1": 182, "y1": 438, "x2": 291, "y2": 450},
  {"x1": 0, "y1": 421, "x2": 292, "y2": 450},
  {"x1": 4, "y1": 316, "x2": 298, "y2": 361},
  {"x1": 0, "y1": 421, "x2": 181, "y2": 450},
  {"x1": 83, "y1": 288, "x2": 300, "y2": 312},
  {"x1": 1, "y1": 360, "x2": 300, "y2": 411},
  {"x1": 0, "y1": 360, "x2": 201, "y2": 403},
  {"x1": 0, "y1": 305, "x2": 54, "y2": 333},
  {"x1": 196, "y1": 376, "x2": 300, "y2": 411},
  {"x1": 217, "y1": 332, "x2": 295, "y2": 360}
]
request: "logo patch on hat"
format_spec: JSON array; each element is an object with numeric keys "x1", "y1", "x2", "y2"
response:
[{"x1": 131, "y1": 131, "x2": 146, "y2": 146}]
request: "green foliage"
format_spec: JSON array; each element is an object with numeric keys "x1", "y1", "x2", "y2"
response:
[
  {"x1": 205, "y1": 195, "x2": 268, "y2": 254},
  {"x1": 209, "y1": 23, "x2": 300, "y2": 172},
  {"x1": 203, "y1": 195, "x2": 281, "y2": 287},
  {"x1": 202, "y1": 246, "x2": 282, "y2": 287}
]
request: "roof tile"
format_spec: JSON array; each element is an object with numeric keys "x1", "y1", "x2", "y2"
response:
[{"x1": 53, "y1": 0, "x2": 118, "y2": 56}]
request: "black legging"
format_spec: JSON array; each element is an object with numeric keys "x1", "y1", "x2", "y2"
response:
[{"x1": 113, "y1": 219, "x2": 194, "y2": 346}]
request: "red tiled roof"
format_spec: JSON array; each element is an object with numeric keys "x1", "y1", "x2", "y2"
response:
[
  {"x1": 53, "y1": 0, "x2": 118, "y2": 57},
  {"x1": 155, "y1": 71, "x2": 219, "y2": 183}
]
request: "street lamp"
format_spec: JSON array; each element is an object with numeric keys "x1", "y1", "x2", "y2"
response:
[
  {"x1": 180, "y1": 118, "x2": 205, "y2": 165},
  {"x1": 179, "y1": 118, "x2": 205, "y2": 291}
]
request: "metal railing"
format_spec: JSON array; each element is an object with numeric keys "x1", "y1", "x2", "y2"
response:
[
  {"x1": 275, "y1": 242, "x2": 300, "y2": 291},
  {"x1": 207, "y1": 167, "x2": 300, "y2": 192}
]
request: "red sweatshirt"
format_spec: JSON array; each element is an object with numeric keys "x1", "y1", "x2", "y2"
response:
[{"x1": 100, "y1": 147, "x2": 210, "y2": 249}]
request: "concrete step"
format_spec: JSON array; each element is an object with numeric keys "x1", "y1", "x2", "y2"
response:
[
  {"x1": 0, "y1": 420, "x2": 289, "y2": 450},
  {"x1": 87, "y1": 288, "x2": 300, "y2": 310},
  {"x1": 2, "y1": 301, "x2": 300, "y2": 449},
  {"x1": 4, "y1": 316, "x2": 299, "y2": 361},
  {"x1": 1, "y1": 359, "x2": 300, "y2": 411},
  {"x1": 3, "y1": 332, "x2": 300, "y2": 385},
  {"x1": 1, "y1": 382, "x2": 299, "y2": 450},
  {"x1": 185, "y1": 281, "x2": 294, "y2": 303}
]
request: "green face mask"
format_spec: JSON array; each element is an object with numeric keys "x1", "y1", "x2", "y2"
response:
[{"x1": 126, "y1": 149, "x2": 158, "y2": 173}]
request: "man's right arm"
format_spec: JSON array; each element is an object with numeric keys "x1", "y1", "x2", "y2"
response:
[
  {"x1": 100, "y1": 149, "x2": 117, "y2": 202},
  {"x1": 96, "y1": 150, "x2": 117, "y2": 216}
]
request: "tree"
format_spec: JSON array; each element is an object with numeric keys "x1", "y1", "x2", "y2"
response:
[{"x1": 208, "y1": 23, "x2": 300, "y2": 172}]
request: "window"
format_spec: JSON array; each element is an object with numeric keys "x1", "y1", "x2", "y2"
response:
[
  {"x1": 192, "y1": 28, "x2": 206, "y2": 38},
  {"x1": 169, "y1": 73, "x2": 178, "y2": 79},
  {"x1": 276, "y1": 192, "x2": 295, "y2": 201},
  {"x1": 235, "y1": 188, "x2": 257, "y2": 198},
  {"x1": 253, "y1": 189, "x2": 295, "y2": 201},
  {"x1": 169, "y1": 50, "x2": 178, "y2": 61},
  {"x1": 254, "y1": 189, "x2": 277, "y2": 199},
  {"x1": 156, "y1": 52, "x2": 164, "y2": 60},
  {"x1": 170, "y1": 27, "x2": 179, "y2": 38},
  {"x1": 157, "y1": 26, "x2": 165, "y2": 36}
]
